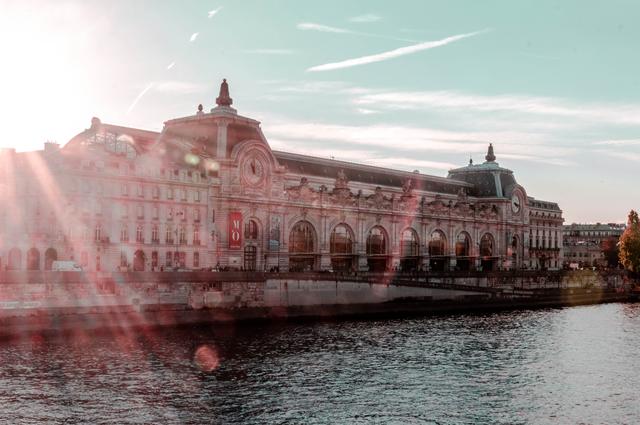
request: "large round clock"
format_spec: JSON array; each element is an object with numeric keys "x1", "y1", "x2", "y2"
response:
[
  {"x1": 511, "y1": 194, "x2": 521, "y2": 213},
  {"x1": 242, "y1": 154, "x2": 266, "y2": 186}
]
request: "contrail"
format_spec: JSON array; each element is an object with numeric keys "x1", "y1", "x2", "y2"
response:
[
  {"x1": 308, "y1": 29, "x2": 489, "y2": 72},
  {"x1": 127, "y1": 82, "x2": 154, "y2": 114}
]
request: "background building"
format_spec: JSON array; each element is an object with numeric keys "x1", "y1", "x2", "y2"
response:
[
  {"x1": 563, "y1": 223, "x2": 625, "y2": 268},
  {"x1": 0, "y1": 80, "x2": 564, "y2": 272}
]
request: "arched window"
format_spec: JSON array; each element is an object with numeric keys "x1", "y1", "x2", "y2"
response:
[
  {"x1": 366, "y1": 226, "x2": 388, "y2": 272},
  {"x1": 245, "y1": 220, "x2": 259, "y2": 240},
  {"x1": 366, "y1": 226, "x2": 387, "y2": 255},
  {"x1": 479, "y1": 233, "x2": 496, "y2": 271},
  {"x1": 289, "y1": 221, "x2": 315, "y2": 253},
  {"x1": 44, "y1": 248, "x2": 57, "y2": 271},
  {"x1": 330, "y1": 224, "x2": 354, "y2": 272},
  {"x1": 289, "y1": 221, "x2": 316, "y2": 271},
  {"x1": 330, "y1": 224, "x2": 353, "y2": 254},
  {"x1": 400, "y1": 228, "x2": 420, "y2": 272},
  {"x1": 455, "y1": 232, "x2": 471, "y2": 271},
  {"x1": 8, "y1": 248, "x2": 21, "y2": 270},
  {"x1": 428, "y1": 230, "x2": 447, "y2": 271},
  {"x1": 133, "y1": 250, "x2": 145, "y2": 271},
  {"x1": 26, "y1": 248, "x2": 40, "y2": 270},
  {"x1": 428, "y1": 230, "x2": 446, "y2": 256},
  {"x1": 480, "y1": 233, "x2": 494, "y2": 257},
  {"x1": 455, "y1": 232, "x2": 470, "y2": 257},
  {"x1": 400, "y1": 228, "x2": 419, "y2": 257}
]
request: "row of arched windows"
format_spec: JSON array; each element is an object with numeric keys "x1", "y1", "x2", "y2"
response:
[
  {"x1": 2, "y1": 247, "x2": 58, "y2": 270},
  {"x1": 286, "y1": 221, "x2": 498, "y2": 272}
]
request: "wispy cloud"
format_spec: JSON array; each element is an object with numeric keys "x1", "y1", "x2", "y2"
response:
[
  {"x1": 269, "y1": 139, "x2": 456, "y2": 171},
  {"x1": 208, "y1": 7, "x2": 222, "y2": 18},
  {"x1": 262, "y1": 119, "x2": 575, "y2": 162},
  {"x1": 127, "y1": 82, "x2": 154, "y2": 114},
  {"x1": 297, "y1": 22, "x2": 350, "y2": 33},
  {"x1": 349, "y1": 14, "x2": 381, "y2": 23},
  {"x1": 592, "y1": 139, "x2": 640, "y2": 146},
  {"x1": 356, "y1": 108, "x2": 380, "y2": 115},
  {"x1": 297, "y1": 22, "x2": 416, "y2": 42},
  {"x1": 307, "y1": 29, "x2": 489, "y2": 72},
  {"x1": 166, "y1": 61, "x2": 175, "y2": 70},
  {"x1": 594, "y1": 149, "x2": 640, "y2": 162},
  {"x1": 189, "y1": 32, "x2": 199, "y2": 42},
  {"x1": 244, "y1": 49, "x2": 294, "y2": 55},
  {"x1": 354, "y1": 90, "x2": 640, "y2": 126}
]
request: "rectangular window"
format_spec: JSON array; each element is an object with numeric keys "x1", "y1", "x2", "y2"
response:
[
  {"x1": 120, "y1": 225, "x2": 129, "y2": 242},
  {"x1": 166, "y1": 252, "x2": 172, "y2": 267},
  {"x1": 181, "y1": 188, "x2": 187, "y2": 201},
  {"x1": 166, "y1": 225, "x2": 174, "y2": 244},
  {"x1": 120, "y1": 251, "x2": 128, "y2": 267},
  {"x1": 193, "y1": 252, "x2": 199, "y2": 268},
  {"x1": 152, "y1": 225, "x2": 159, "y2": 243},
  {"x1": 136, "y1": 226, "x2": 144, "y2": 243},
  {"x1": 179, "y1": 226, "x2": 187, "y2": 244},
  {"x1": 151, "y1": 251, "x2": 158, "y2": 269},
  {"x1": 153, "y1": 206, "x2": 159, "y2": 219},
  {"x1": 178, "y1": 252, "x2": 186, "y2": 268},
  {"x1": 195, "y1": 190, "x2": 200, "y2": 202},
  {"x1": 137, "y1": 205, "x2": 144, "y2": 219},
  {"x1": 212, "y1": 209, "x2": 215, "y2": 223},
  {"x1": 193, "y1": 227, "x2": 200, "y2": 245},
  {"x1": 121, "y1": 184, "x2": 129, "y2": 196},
  {"x1": 121, "y1": 204, "x2": 128, "y2": 218},
  {"x1": 152, "y1": 186, "x2": 159, "y2": 199},
  {"x1": 194, "y1": 208, "x2": 201, "y2": 222},
  {"x1": 137, "y1": 184, "x2": 144, "y2": 198},
  {"x1": 167, "y1": 187, "x2": 174, "y2": 200}
]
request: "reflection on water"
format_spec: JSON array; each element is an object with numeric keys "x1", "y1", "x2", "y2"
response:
[{"x1": 0, "y1": 304, "x2": 640, "y2": 424}]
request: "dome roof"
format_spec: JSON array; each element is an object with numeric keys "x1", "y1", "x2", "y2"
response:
[{"x1": 447, "y1": 144, "x2": 517, "y2": 198}]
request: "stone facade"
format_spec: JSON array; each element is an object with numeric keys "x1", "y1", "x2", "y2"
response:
[
  {"x1": 0, "y1": 80, "x2": 564, "y2": 272},
  {"x1": 563, "y1": 223, "x2": 625, "y2": 268}
]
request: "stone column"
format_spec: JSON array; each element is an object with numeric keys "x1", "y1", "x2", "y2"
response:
[
  {"x1": 319, "y1": 211, "x2": 331, "y2": 271},
  {"x1": 216, "y1": 119, "x2": 230, "y2": 159},
  {"x1": 357, "y1": 214, "x2": 368, "y2": 271}
]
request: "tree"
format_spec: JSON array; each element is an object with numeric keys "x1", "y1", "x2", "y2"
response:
[
  {"x1": 619, "y1": 210, "x2": 640, "y2": 274},
  {"x1": 601, "y1": 236, "x2": 620, "y2": 268}
]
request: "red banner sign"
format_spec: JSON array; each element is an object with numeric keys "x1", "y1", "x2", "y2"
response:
[{"x1": 228, "y1": 212, "x2": 242, "y2": 249}]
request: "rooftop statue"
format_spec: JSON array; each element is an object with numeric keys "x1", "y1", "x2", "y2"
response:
[
  {"x1": 485, "y1": 143, "x2": 496, "y2": 162},
  {"x1": 216, "y1": 78, "x2": 233, "y2": 107}
]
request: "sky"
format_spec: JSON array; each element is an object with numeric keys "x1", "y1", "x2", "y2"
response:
[{"x1": 0, "y1": 0, "x2": 639, "y2": 224}]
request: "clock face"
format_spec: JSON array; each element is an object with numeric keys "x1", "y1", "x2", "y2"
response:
[
  {"x1": 511, "y1": 194, "x2": 521, "y2": 213},
  {"x1": 242, "y1": 155, "x2": 265, "y2": 186}
]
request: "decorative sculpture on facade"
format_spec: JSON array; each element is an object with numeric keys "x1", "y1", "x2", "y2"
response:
[
  {"x1": 367, "y1": 187, "x2": 392, "y2": 210},
  {"x1": 286, "y1": 177, "x2": 319, "y2": 202}
]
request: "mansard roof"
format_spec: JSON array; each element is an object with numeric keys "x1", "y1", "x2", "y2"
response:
[
  {"x1": 527, "y1": 197, "x2": 561, "y2": 211},
  {"x1": 273, "y1": 151, "x2": 473, "y2": 195}
]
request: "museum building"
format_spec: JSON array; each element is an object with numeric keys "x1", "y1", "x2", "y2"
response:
[{"x1": 0, "y1": 80, "x2": 564, "y2": 273}]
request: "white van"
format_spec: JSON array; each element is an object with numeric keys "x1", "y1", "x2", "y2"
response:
[{"x1": 51, "y1": 261, "x2": 82, "y2": 272}]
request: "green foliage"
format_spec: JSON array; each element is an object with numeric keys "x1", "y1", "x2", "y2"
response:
[{"x1": 619, "y1": 210, "x2": 640, "y2": 273}]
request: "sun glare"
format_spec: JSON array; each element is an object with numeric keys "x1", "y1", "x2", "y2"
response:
[{"x1": 0, "y1": 3, "x2": 99, "y2": 151}]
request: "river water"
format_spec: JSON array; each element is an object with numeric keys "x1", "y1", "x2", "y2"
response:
[{"x1": 1, "y1": 303, "x2": 639, "y2": 424}]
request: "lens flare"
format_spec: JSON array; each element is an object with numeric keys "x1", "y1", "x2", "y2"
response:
[{"x1": 194, "y1": 344, "x2": 220, "y2": 372}]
